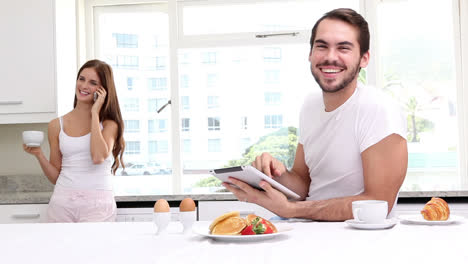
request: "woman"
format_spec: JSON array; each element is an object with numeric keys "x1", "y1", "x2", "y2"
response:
[{"x1": 23, "y1": 59, "x2": 125, "y2": 222}]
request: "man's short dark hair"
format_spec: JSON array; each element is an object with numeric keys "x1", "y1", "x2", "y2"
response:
[{"x1": 310, "y1": 8, "x2": 370, "y2": 56}]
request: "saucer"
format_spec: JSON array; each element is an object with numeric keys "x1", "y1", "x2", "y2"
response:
[{"x1": 345, "y1": 218, "x2": 398, "y2": 230}]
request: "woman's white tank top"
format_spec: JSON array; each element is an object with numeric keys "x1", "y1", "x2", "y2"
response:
[{"x1": 55, "y1": 117, "x2": 113, "y2": 190}]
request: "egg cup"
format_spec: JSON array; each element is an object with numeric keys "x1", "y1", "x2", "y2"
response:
[
  {"x1": 153, "y1": 212, "x2": 171, "y2": 235},
  {"x1": 179, "y1": 211, "x2": 196, "y2": 234}
]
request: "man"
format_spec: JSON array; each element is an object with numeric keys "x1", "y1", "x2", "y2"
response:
[{"x1": 223, "y1": 8, "x2": 408, "y2": 221}]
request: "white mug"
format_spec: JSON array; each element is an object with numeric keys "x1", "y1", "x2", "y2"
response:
[{"x1": 352, "y1": 200, "x2": 388, "y2": 224}]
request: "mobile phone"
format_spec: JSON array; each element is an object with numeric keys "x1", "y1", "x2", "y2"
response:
[{"x1": 93, "y1": 92, "x2": 98, "y2": 102}]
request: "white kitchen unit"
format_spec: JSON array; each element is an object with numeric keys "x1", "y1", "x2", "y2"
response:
[
  {"x1": 0, "y1": 0, "x2": 57, "y2": 124},
  {"x1": 116, "y1": 207, "x2": 185, "y2": 222},
  {"x1": 198, "y1": 201, "x2": 276, "y2": 221},
  {"x1": 0, "y1": 204, "x2": 49, "y2": 224}
]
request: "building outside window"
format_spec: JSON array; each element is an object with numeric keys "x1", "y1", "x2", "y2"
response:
[
  {"x1": 124, "y1": 120, "x2": 140, "y2": 133},
  {"x1": 125, "y1": 141, "x2": 141, "y2": 155},
  {"x1": 113, "y1": 33, "x2": 138, "y2": 48},
  {"x1": 208, "y1": 138, "x2": 221, "y2": 152},
  {"x1": 263, "y1": 47, "x2": 281, "y2": 62},
  {"x1": 207, "y1": 96, "x2": 219, "y2": 109},
  {"x1": 122, "y1": 98, "x2": 139, "y2": 112},
  {"x1": 181, "y1": 96, "x2": 190, "y2": 110},
  {"x1": 148, "y1": 77, "x2": 167, "y2": 91},
  {"x1": 208, "y1": 117, "x2": 221, "y2": 131},
  {"x1": 181, "y1": 118, "x2": 190, "y2": 132},
  {"x1": 264, "y1": 114, "x2": 283, "y2": 129}
]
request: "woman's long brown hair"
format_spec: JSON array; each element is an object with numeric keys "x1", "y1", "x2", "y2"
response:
[{"x1": 74, "y1": 59, "x2": 125, "y2": 175}]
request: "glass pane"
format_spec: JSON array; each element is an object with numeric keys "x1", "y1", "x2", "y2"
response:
[
  {"x1": 94, "y1": 4, "x2": 173, "y2": 195},
  {"x1": 182, "y1": 0, "x2": 358, "y2": 35},
  {"x1": 179, "y1": 44, "x2": 317, "y2": 193},
  {"x1": 377, "y1": 0, "x2": 459, "y2": 191}
]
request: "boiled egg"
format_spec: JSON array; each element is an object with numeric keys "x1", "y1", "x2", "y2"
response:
[
  {"x1": 154, "y1": 199, "x2": 170, "y2": 213},
  {"x1": 179, "y1": 198, "x2": 196, "y2": 212}
]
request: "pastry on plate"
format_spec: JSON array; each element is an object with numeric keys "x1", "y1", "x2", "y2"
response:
[{"x1": 421, "y1": 197, "x2": 450, "y2": 221}]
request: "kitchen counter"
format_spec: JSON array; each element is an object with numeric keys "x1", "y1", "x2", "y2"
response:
[
  {"x1": 1, "y1": 219, "x2": 467, "y2": 263},
  {"x1": 3, "y1": 190, "x2": 468, "y2": 205},
  {"x1": 0, "y1": 192, "x2": 238, "y2": 204}
]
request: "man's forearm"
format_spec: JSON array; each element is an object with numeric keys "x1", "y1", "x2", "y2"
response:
[{"x1": 286, "y1": 194, "x2": 377, "y2": 221}]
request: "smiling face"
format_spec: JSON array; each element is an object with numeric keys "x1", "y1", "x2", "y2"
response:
[
  {"x1": 75, "y1": 67, "x2": 101, "y2": 103},
  {"x1": 310, "y1": 18, "x2": 369, "y2": 93}
]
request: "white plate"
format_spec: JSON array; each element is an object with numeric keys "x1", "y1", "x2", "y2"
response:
[
  {"x1": 399, "y1": 214, "x2": 464, "y2": 225},
  {"x1": 345, "y1": 218, "x2": 398, "y2": 230},
  {"x1": 192, "y1": 221, "x2": 293, "y2": 242}
]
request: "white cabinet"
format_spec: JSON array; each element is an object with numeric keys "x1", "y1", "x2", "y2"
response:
[
  {"x1": 0, "y1": 204, "x2": 49, "y2": 224},
  {"x1": 0, "y1": 0, "x2": 57, "y2": 124},
  {"x1": 198, "y1": 201, "x2": 276, "y2": 221}
]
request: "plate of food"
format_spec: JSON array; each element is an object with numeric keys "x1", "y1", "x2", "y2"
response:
[
  {"x1": 399, "y1": 197, "x2": 465, "y2": 225},
  {"x1": 193, "y1": 211, "x2": 293, "y2": 242}
]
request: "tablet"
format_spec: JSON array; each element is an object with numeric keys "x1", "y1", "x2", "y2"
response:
[{"x1": 210, "y1": 165, "x2": 301, "y2": 200}]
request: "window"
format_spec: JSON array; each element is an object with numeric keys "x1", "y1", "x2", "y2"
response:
[
  {"x1": 148, "y1": 78, "x2": 167, "y2": 91},
  {"x1": 264, "y1": 70, "x2": 280, "y2": 84},
  {"x1": 208, "y1": 139, "x2": 221, "y2": 152},
  {"x1": 149, "y1": 119, "x2": 168, "y2": 133},
  {"x1": 183, "y1": 139, "x2": 191, "y2": 153},
  {"x1": 206, "y1": 74, "x2": 218, "y2": 88},
  {"x1": 265, "y1": 92, "x2": 282, "y2": 106},
  {"x1": 201, "y1": 52, "x2": 216, "y2": 64},
  {"x1": 181, "y1": 118, "x2": 190, "y2": 132},
  {"x1": 124, "y1": 120, "x2": 140, "y2": 133},
  {"x1": 127, "y1": 77, "x2": 134, "y2": 91},
  {"x1": 207, "y1": 96, "x2": 219, "y2": 109},
  {"x1": 149, "y1": 140, "x2": 169, "y2": 154},
  {"x1": 122, "y1": 98, "x2": 139, "y2": 112},
  {"x1": 375, "y1": 0, "x2": 460, "y2": 191},
  {"x1": 264, "y1": 114, "x2": 283, "y2": 129},
  {"x1": 114, "y1": 55, "x2": 139, "y2": 69},
  {"x1": 241, "y1": 116, "x2": 248, "y2": 130},
  {"x1": 156, "y1": 56, "x2": 167, "y2": 70},
  {"x1": 180, "y1": 74, "x2": 189, "y2": 88},
  {"x1": 263, "y1": 47, "x2": 281, "y2": 62},
  {"x1": 113, "y1": 33, "x2": 138, "y2": 48},
  {"x1": 181, "y1": 96, "x2": 190, "y2": 110},
  {"x1": 125, "y1": 141, "x2": 141, "y2": 155},
  {"x1": 208, "y1": 117, "x2": 220, "y2": 131},
  {"x1": 87, "y1": 0, "x2": 468, "y2": 196}
]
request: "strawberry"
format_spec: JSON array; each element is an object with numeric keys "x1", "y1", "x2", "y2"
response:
[{"x1": 241, "y1": 225, "x2": 256, "y2": 235}]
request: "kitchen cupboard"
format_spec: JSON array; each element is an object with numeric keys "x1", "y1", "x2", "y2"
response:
[
  {"x1": 0, "y1": 0, "x2": 57, "y2": 124},
  {"x1": 0, "y1": 204, "x2": 49, "y2": 224},
  {"x1": 198, "y1": 201, "x2": 276, "y2": 221}
]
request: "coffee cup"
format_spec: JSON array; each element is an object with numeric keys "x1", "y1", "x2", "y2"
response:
[
  {"x1": 352, "y1": 200, "x2": 388, "y2": 224},
  {"x1": 22, "y1": 131, "x2": 44, "y2": 147}
]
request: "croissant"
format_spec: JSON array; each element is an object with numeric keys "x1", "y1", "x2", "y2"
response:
[{"x1": 420, "y1": 197, "x2": 450, "y2": 221}]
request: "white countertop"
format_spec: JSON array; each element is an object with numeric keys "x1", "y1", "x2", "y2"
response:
[{"x1": 1, "y1": 218, "x2": 468, "y2": 264}]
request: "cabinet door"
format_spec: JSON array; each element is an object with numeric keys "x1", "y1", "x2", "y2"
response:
[
  {"x1": 0, "y1": 0, "x2": 56, "y2": 122},
  {"x1": 0, "y1": 204, "x2": 49, "y2": 224},
  {"x1": 198, "y1": 201, "x2": 276, "y2": 221}
]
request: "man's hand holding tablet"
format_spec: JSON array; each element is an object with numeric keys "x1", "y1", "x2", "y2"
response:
[{"x1": 210, "y1": 165, "x2": 301, "y2": 200}]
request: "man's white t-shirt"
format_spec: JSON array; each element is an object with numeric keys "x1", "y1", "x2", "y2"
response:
[{"x1": 299, "y1": 83, "x2": 407, "y2": 201}]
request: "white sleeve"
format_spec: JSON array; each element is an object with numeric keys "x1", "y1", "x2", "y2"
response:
[{"x1": 357, "y1": 98, "x2": 407, "y2": 153}]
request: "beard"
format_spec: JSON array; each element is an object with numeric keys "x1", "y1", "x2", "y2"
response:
[{"x1": 311, "y1": 60, "x2": 361, "y2": 93}]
